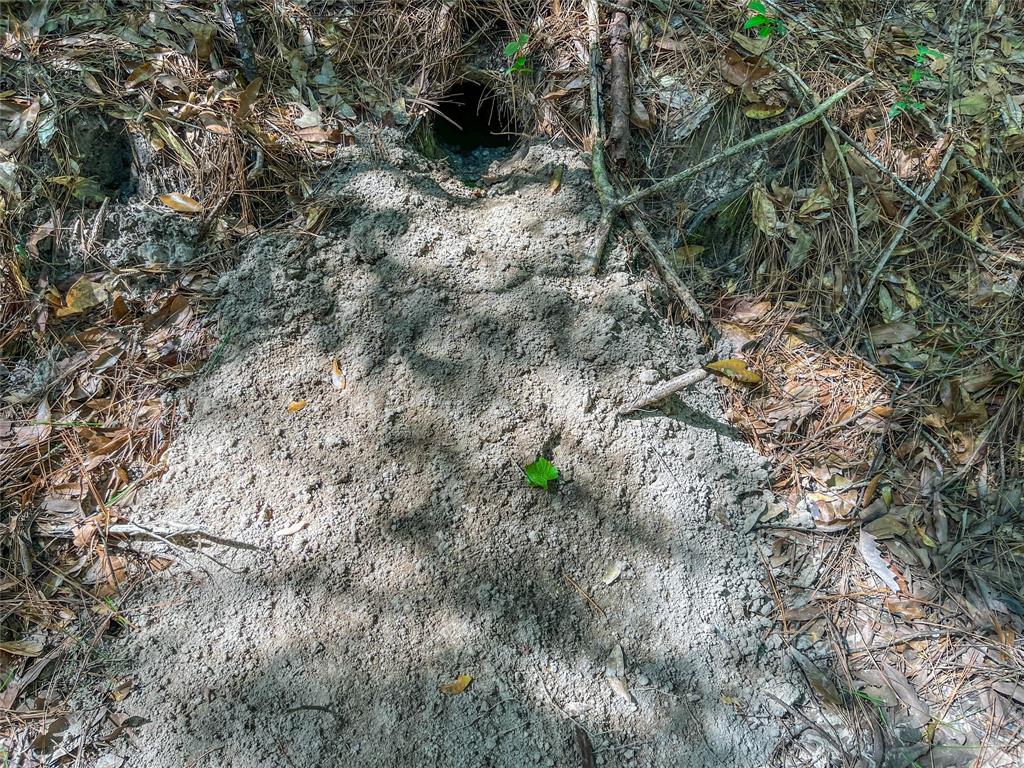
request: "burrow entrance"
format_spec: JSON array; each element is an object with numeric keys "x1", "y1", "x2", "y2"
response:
[{"x1": 430, "y1": 79, "x2": 520, "y2": 177}]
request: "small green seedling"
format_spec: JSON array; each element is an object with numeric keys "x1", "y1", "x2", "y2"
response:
[
  {"x1": 890, "y1": 44, "x2": 943, "y2": 118},
  {"x1": 504, "y1": 33, "x2": 530, "y2": 75},
  {"x1": 744, "y1": 1, "x2": 785, "y2": 38},
  {"x1": 524, "y1": 456, "x2": 559, "y2": 490}
]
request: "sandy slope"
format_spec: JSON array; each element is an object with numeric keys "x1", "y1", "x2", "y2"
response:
[{"x1": 107, "y1": 136, "x2": 800, "y2": 767}]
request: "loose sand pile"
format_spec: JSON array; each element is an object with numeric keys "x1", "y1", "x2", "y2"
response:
[{"x1": 107, "y1": 135, "x2": 799, "y2": 767}]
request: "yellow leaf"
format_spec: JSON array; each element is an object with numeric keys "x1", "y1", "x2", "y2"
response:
[
  {"x1": 287, "y1": 399, "x2": 307, "y2": 412},
  {"x1": 331, "y1": 359, "x2": 346, "y2": 390},
  {"x1": 439, "y1": 674, "x2": 472, "y2": 695},
  {"x1": 743, "y1": 103, "x2": 786, "y2": 120},
  {"x1": 159, "y1": 192, "x2": 203, "y2": 214},
  {"x1": 57, "y1": 277, "x2": 108, "y2": 317},
  {"x1": 706, "y1": 358, "x2": 762, "y2": 384}
]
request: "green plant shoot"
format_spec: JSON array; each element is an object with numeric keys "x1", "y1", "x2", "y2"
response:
[
  {"x1": 524, "y1": 456, "x2": 559, "y2": 490},
  {"x1": 744, "y1": 1, "x2": 785, "y2": 38},
  {"x1": 504, "y1": 33, "x2": 530, "y2": 75}
]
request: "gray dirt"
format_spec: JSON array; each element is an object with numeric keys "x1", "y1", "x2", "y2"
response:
[{"x1": 105, "y1": 132, "x2": 801, "y2": 767}]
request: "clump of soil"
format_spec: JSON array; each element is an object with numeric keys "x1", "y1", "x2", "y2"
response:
[{"x1": 107, "y1": 133, "x2": 798, "y2": 767}]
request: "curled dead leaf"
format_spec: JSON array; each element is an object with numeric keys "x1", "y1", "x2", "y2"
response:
[
  {"x1": 331, "y1": 360, "x2": 346, "y2": 390},
  {"x1": 439, "y1": 674, "x2": 472, "y2": 695},
  {"x1": 744, "y1": 102, "x2": 786, "y2": 120},
  {"x1": 159, "y1": 192, "x2": 203, "y2": 214},
  {"x1": 706, "y1": 358, "x2": 762, "y2": 384}
]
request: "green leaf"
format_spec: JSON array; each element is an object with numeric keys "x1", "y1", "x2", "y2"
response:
[
  {"x1": 747, "y1": 0, "x2": 767, "y2": 11},
  {"x1": 524, "y1": 457, "x2": 559, "y2": 490},
  {"x1": 743, "y1": 15, "x2": 770, "y2": 30},
  {"x1": 504, "y1": 33, "x2": 529, "y2": 57}
]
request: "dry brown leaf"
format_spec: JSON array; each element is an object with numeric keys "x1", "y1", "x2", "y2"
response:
[
  {"x1": 0, "y1": 638, "x2": 44, "y2": 657},
  {"x1": 751, "y1": 182, "x2": 778, "y2": 237},
  {"x1": 548, "y1": 164, "x2": 563, "y2": 195},
  {"x1": 236, "y1": 77, "x2": 263, "y2": 120},
  {"x1": 718, "y1": 50, "x2": 771, "y2": 87},
  {"x1": 439, "y1": 674, "x2": 472, "y2": 695},
  {"x1": 575, "y1": 725, "x2": 595, "y2": 768},
  {"x1": 868, "y1": 322, "x2": 919, "y2": 346},
  {"x1": 81, "y1": 71, "x2": 104, "y2": 96},
  {"x1": 125, "y1": 61, "x2": 156, "y2": 89},
  {"x1": 631, "y1": 96, "x2": 653, "y2": 129},
  {"x1": 198, "y1": 111, "x2": 231, "y2": 135},
  {"x1": 15, "y1": 399, "x2": 51, "y2": 447},
  {"x1": 57, "y1": 277, "x2": 109, "y2": 317}
]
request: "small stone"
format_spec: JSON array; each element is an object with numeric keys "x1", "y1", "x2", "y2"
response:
[{"x1": 639, "y1": 368, "x2": 659, "y2": 385}]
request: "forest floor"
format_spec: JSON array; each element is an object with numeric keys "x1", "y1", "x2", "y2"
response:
[{"x1": 4, "y1": 2, "x2": 1024, "y2": 767}]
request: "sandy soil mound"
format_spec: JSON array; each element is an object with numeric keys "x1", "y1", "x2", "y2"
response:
[{"x1": 109, "y1": 136, "x2": 799, "y2": 767}]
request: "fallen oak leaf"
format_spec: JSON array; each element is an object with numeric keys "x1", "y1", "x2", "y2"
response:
[{"x1": 439, "y1": 674, "x2": 472, "y2": 695}]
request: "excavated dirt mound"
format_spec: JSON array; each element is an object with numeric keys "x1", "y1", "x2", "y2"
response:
[{"x1": 107, "y1": 135, "x2": 800, "y2": 767}]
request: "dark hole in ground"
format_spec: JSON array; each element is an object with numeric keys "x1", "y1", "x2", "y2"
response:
[
  {"x1": 76, "y1": 113, "x2": 135, "y2": 199},
  {"x1": 434, "y1": 80, "x2": 516, "y2": 151},
  {"x1": 433, "y1": 80, "x2": 518, "y2": 169}
]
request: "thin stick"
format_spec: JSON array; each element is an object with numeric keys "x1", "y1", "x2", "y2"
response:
[
  {"x1": 841, "y1": 138, "x2": 958, "y2": 337},
  {"x1": 606, "y1": 0, "x2": 633, "y2": 164},
  {"x1": 618, "y1": 78, "x2": 866, "y2": 208},
  {"x1": 619, "y1": 368, "x2": 708, "y2": 415},
  {"x1": 766, "y1": 59, "x2": 861, "y2": 263},
  {"x1": 917, "y1": 113, "x2": 1024, "y2": 232},
  {"x1": 624, "y1": 208, "x2": 706, "y2": 321},
  {"x1": 832, "y1": 126, "x2": 1007, "y2": 265},
  {"x1": 561, "y1": 569, "x2": 607, "y2": 618}
]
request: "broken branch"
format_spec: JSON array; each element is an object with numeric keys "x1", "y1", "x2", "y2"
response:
[
  {"x1": 618, "y1": 77, "x2": 866, "y2": 208},
  {"x1": 606, "y1": 1, "x2": 633, "y2": 165},
  {"x1": 618, "y1": 368, "x2": 708, "y2": 415}
]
